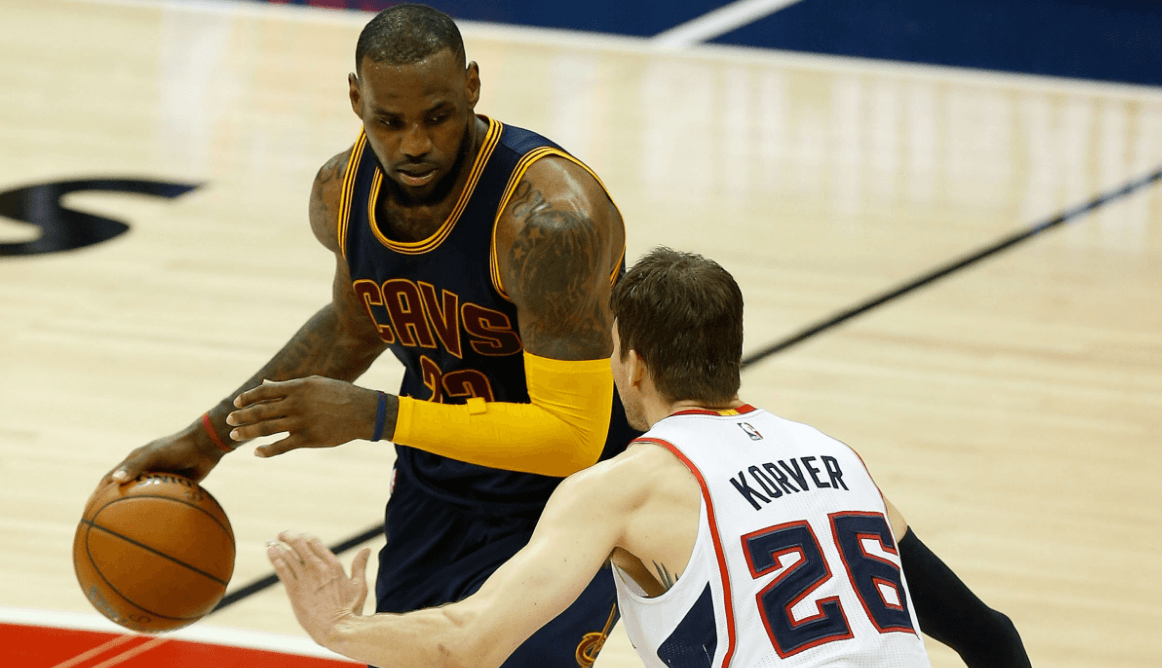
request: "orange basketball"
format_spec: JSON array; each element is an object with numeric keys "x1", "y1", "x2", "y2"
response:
[{"x1": 73, "y1": 472, "x2": 235, "y2": 633}]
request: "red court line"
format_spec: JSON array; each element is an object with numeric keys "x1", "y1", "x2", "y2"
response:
[
  {"x1": 47, "y1": 635, "x2": 138, "y2": 668},
  {"x1": 88, "y1": 637, "x2": 168, "y2": 668},
  {"x1": 1, "y1": 623, "x2": 355, "y2": 668}
]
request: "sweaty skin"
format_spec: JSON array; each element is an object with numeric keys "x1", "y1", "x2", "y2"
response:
[{"x1": 105, "y1": 47, "x2": 626, "y2": 483}]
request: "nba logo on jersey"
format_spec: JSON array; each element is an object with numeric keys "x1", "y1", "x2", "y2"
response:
[{"x1": 738, "y1": 422, "x2": 762, "y2": 440}]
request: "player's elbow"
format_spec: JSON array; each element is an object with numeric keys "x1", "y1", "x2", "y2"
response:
[
  {"x1": 437, "y1": 607, "x2": 511, "y2": 668},
  {"x1": 982, "y1": 611, "x2": 1031, "y2": 667},
  {"x1": 573, "y1": 427, "x2": 606, "y2": 471},
  {"x1": 431, "y1": 640, "x2": 475, "y2": 668},
  {"x1": 522, "y1": 352, "x2": 614, "y2": 476},
  {"x1": 538, "y1": 424, "x2": 605, "y2": 477},
  {"x1": 578, "y1": 438, "x2": 603, "y2": 471},
  {"x1": 437, "y1": 639, "x2": 504, "y2": 668},
  {"x1": 538, "y1": 391, "x2": 612, "y2": 476},
  {"x1": 954, "y1": 610, "x2": 1031, "y2": 668}
]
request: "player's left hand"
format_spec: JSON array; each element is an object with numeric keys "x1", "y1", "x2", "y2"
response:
[
  {"x1": 226, "y1": 376, "x2": 385, "y2": 457},
  {"x1": 268, "y1": 532, "x2": 370, "y2": 648}
]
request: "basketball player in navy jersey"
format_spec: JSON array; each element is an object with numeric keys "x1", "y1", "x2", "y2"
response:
[
  {"x1": 267, "y1": 248, "x2": 1031, "y2": 668},
  {"x1": 106, "y1": 5, "x2": 637, "y2": 665}
]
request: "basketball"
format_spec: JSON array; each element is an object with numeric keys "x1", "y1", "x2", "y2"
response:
[{"x1": 73, "y1": 472, "x2": 235, "y2": 633}]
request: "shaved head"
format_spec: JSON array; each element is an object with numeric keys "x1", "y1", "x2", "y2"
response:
[{"x1": 355, "y1": 4, "x2": 466, "y2": 72}]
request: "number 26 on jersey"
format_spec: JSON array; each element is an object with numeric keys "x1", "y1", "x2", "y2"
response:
[{"x1": 742, "y1": 512, "x2": 916, "y2": 657}]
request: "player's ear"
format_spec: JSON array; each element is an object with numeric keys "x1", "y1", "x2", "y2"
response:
[
  {"x1": 627, "y1": 349, "x2": 646, "y2": 388},
  {"x1": 465, "y1": 61, "x2": 480, "y2": 110},
  {"x1": 348, "y1": 73, "x2": 363, "y2": 119}
]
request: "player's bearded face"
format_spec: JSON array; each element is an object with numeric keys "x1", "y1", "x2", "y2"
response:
[
  {"x1": 377, "y1": 117, "x2": 471, "y2": 207},
  {"x1": 352, "y1": 49, "x2": 479, "y2": 206}
]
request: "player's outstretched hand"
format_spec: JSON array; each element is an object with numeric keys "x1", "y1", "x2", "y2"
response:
[
  {"x1": 104, "y1": 428, "x2": 226, "y2": 486},
  {"x1": 268, "y1": 532, "x2": 371, "y2": 648},
  {"x1": 227, "y1": 376, "x2": 383, "y2": 457}
]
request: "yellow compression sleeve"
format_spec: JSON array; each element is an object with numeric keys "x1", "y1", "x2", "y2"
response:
[{"x1": 391, "y1": 352, "x2": 614, "y2": 477}]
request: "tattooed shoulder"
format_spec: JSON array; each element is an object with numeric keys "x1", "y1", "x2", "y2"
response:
[
  {"x1": 309, "y1": 149, "x2": 352, "y2": 253},
  {"x1": 505, "y1": 178, "x2": 612, "y2": 360},
  {"x1": 508, "y1": 180, "x2": 551, "y2": 221}
]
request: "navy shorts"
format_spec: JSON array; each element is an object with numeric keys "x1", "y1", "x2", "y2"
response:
[{"x1": 375, "y1": 466, "x2": 620, "y2": 668}]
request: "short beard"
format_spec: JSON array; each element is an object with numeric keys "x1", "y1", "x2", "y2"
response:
[
  {"x1": 381, "y1": 117, "x2": 472, "y2": 207},
  {"x1": 623, "y1": 395, "x2": 650, "y2": 432}
]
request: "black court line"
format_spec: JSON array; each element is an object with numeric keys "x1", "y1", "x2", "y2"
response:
[
  {"x1": 210, "y1": 164, "x2": 1162, "y2": 614},
  {"x1": 741, "y1": 165, "x2": 1162, "y2": 368}
]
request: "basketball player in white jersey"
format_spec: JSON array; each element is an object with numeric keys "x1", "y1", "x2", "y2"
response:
[{"x1": 268, "y1": 248, "x2": 1031, "y2": 667}]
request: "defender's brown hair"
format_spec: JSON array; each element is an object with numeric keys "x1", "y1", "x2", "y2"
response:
[{"x1": 611, "y1": 247, "x2": 743, "y2": 404}]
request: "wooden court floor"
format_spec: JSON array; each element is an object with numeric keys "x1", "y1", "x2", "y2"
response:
[{"x1": 2, "y1": 1, "x2": 1161, "y2": 666}]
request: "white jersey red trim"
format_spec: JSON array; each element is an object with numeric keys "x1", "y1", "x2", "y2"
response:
[{"x1": 613, "y1": 405, "x2": 931, "y2": 668}]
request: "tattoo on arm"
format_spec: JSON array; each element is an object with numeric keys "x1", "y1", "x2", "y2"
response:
[
  {"x1": 511, "y1": 182, "x2": 551, "y2": 220},
  {"x1": 211, "y1": 148, "x2": 384, "y2": 423},
  {"x1": 275, "y1": 306, "x2": 379, "y2": 380},
  {"x1": 507, "y1": 181, "x2": 611, "y2": 360},
  {"x1": 653, "y1": 561, "x2": 679, "y2": 591},
  {"x1": 212, "y1": 302, "x2": 384, "y2": 422},
  {"x1": 309, "y1": 151, "x2": 348, "y2": 252}
]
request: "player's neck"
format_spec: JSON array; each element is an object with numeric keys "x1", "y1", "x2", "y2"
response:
[
  {"x1": 642, "y1": 394, "x2": 746, "y2": 428},
  {"x1": 379, "y1": 115, "x2": 487, "y2": 241}
]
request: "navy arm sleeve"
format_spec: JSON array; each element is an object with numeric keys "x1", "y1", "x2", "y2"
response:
[{"x1": 899, "y1": 528, "x2": 1032, "y2": 667}]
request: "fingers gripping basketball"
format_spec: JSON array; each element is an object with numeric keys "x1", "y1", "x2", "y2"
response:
[{"x1": 73, "y1": 473, "x2": 235, "y2": 633}]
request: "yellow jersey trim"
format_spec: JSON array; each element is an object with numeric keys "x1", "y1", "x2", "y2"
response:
[
  {"x1": 337, "y1": 132, "x2": 367, "y2": 261},
  {"x1": 365, "y1": 117, "x2": 502, "y2": 256},
  {"x1": 489, "y1": 147, "x2": 626, "y2": 301}
]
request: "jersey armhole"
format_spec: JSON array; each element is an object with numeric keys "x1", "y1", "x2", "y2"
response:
[
  {"x1": 828, "y1": 434, "x2": 895, "y2": 527},
  {"x1": 632, "y1": 436, "x2": 738, "y2": 668},
  {"x1": 336, "y1": 132, "x2": 366, "y2": 261},
  {"x1": 490, "y1": 149, "x2": 627, "y2": 300}
]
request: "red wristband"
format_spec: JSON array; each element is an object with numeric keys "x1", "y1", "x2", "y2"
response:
[{"x1": 202, "y1": 413, "x2": 233, "y2": 453}]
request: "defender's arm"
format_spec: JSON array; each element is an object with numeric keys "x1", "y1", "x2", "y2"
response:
[
  {"x1": 885, "y1": 498, "x2": 1032, "y2": 667},
  {"x1": 272, "y1": 452, "x2": 641, "y2": 668}
]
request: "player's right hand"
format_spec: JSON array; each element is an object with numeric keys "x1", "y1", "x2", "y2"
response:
[{"x1": 103, "y1": 424, "x2": 226, "y2": 486}]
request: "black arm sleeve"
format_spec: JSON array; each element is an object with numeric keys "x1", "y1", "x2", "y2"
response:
[{"x1": 899, "y1": 528, "x2": 1031, "y2": 667}]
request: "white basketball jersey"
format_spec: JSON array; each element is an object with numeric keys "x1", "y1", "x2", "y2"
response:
[{"x1": 613, "y1": 405, "x2": 931, "y2": 668}]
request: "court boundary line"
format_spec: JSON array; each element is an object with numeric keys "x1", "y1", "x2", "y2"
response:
[
  {"x1": 650, "y1": 0, "x2": 806, "y2": 50},
  {"x1": 47, "y1": 634, "x2": 138, "y2": 668},
  {"x1": 87, "y1": 637, "x2": 167, "y2": 668},
  {"x1": 740, "y1": 165, "x2": 1162, "y2": 367},
  {"x1": 0, "y1": 606, "x2": 356, "y2": 662},
  {"x1": 65, "y1": 0, "x2": 1162, "y2": 100}
]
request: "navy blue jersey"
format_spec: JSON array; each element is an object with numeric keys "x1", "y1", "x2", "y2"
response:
[{"x1": 338, "y1": 116, "x2": 638, "y2": 515}]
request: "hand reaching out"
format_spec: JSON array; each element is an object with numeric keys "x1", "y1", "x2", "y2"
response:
[{"x1": 267, "y1": 532, "x2": 371, "y2": 649}]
